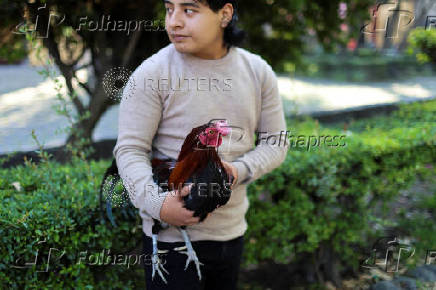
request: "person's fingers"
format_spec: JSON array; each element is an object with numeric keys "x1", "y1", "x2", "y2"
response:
[
  {"x1": 179, "y1": 206, "x2": 195, "y2": 218},
  {"x1": 177, "y1": 202, "x2": 198, "y2": 222},
  {"x1": 179, "y1": 183, "x2": 193, "y2": 197},
  {"x1": 193, "y1": 216, "x2": 201, "y2": 224},
  {"x1": 188, "y1": 217, "x2": 201, "y2": 225},
  {"x1": 222, "y1": 161, "x2": 236, "y2": 184},
  {"x1": 180, "y1": 214, "x2": 199, "y2": 226},
  {"x1": 183, "y1": 209, "x2": 200, "y2": 223},
  {"x1": 222, "y1": 161, "x2": 231, "y2": 174}
]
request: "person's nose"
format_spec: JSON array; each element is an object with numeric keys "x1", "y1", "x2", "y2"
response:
[{"x1": 167, "y1": 8, "x2": 184, "y2": 30}]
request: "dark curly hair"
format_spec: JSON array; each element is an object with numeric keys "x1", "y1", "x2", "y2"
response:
[{"x1": 196, "y1": 0, "x2": 246, "y2": 48}]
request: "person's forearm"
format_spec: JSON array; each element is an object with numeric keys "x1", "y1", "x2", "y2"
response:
[
  {"x1": 113, "y1": 145, "x2": 166, "y2": 221},
  {"x1": 231, "y1": 134, "x2": 288, "y2": 186}
]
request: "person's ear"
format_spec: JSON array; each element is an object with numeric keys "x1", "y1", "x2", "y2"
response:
[
  {"x1": 220, "y1": 3, "x2": 233, "y2": 28},
  {"x1": 221, "y1": 17, "x2": 230, "y2": 28}
]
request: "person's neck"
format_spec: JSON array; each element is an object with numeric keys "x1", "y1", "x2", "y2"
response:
[{"x1": 190, "y1": 44, "x2": 229, "y2": 60}]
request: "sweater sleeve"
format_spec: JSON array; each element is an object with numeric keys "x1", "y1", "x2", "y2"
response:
[
  {"x1": 231, "y1": 60, "x2": 289, "y2": 186},
  {"x1": 112, "y1": 59, "x2": 167, "y2": 221}
]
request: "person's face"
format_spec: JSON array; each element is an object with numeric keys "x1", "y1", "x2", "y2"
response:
[{"x1": 164, "y1": 0, "x2": 233, "y2": 59}]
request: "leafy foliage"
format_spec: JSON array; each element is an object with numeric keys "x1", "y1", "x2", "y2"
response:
[
  {"x1": 237, "y1": 0, "x2": 372, "y2": 70},
  {"x1": 243, "y1": 98, "x2": 436, "y2": 282},
  {"x1": 0, "y1": 36, "x2": 27, "y2": 63},
  {"x1": 408, "y1": 27, "x2": 436, "y2": 64},
  {"x1": 0, "y1": 157, "x2": 142, "y2": 288},
  {"x1": 296, "y1": 50, "x2": 435, "y2": 82},
  {"x1": 0, "y1": 0, "x2": 373, "y2": 142},
  {"x1": 1, "y1": 99, "x2": 435, "y2": 286}
]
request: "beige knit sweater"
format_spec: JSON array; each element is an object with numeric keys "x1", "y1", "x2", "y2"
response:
[{"x1": 113, "y1": 43, "x2": 289, "y2": 242}]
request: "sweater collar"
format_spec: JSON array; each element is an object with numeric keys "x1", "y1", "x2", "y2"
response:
[{"x1": 174, "y1": 44, "x2": 235, "y2": 66}]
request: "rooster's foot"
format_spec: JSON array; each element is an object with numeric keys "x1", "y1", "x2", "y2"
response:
[
  {"x1": 151, "y1": 234, "x2": 169, "y2": 284},
  {"x1": 175, "y1": 228, "x2": 204, "y2": 280}
]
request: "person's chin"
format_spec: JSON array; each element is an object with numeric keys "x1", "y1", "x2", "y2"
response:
[{"x1": 173, "y1": 42, "x2": 194, "y2": 53}]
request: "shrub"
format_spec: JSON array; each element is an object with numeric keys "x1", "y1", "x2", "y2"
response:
[
  {"x1": 243, "y1": 99, "x2": 436, "y2": 284},
  {"x1": 0, "y1": 37, "x2": 27, "y2": 64},
  {"x1": 0, "y1": 157, "x2": 143, "y2": 288},
  {"x1": 1, "y1": 99, "x2": 435, "y2": 287},
  {"x1": 408, "y1": 27, "x2": 436, "y2": 64},
  {"x1": 294, "y1": 51, "x2": 434, "y2": 82}
]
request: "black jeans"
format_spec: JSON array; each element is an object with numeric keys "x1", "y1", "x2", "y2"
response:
[{"x1": 142, "y1": 233, "x2": 244, "y2": 290}]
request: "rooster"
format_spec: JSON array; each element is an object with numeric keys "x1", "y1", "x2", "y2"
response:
[{"x1": 149, "y1": 119, "x2": 234, "y2": 283}]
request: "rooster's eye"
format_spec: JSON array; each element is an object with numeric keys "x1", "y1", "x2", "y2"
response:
[{"x1": 209, "y1": 130, "x2": 215, "y2": 135}]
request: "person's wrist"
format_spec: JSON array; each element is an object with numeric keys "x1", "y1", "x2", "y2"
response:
[
  {"x1": 231, "y1": 161, "x2": 249, "y2": 186},
  {"x1": 143, "y1": 184, "x2": 168, "y2": 221}
]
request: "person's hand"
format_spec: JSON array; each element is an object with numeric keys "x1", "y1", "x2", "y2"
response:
[
  {"x1": 221, "y1": 161, "x2": 238, "y2": 189},
  {"x1": 159, "y1": 184, "x2": 210, "y2": 226}
]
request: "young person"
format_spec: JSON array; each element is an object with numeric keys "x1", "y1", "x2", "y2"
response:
[{"x1": 113, "y1": 0, "x2": 289, "y2": 289}]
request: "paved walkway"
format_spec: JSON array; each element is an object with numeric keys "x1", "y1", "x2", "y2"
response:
[{"x1": 1, "y1": 60, "x2": 435, "y2": 153}]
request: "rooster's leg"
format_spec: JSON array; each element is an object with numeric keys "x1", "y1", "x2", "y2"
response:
[
  {"x1": 151, "y1": 233, "x2": 169, "y2": 283},
  {"x1": 174, "y1": 226, "x2": 204, "y2": 280}
]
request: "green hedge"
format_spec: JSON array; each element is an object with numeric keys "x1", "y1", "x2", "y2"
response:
[
  {"x1": 0, "y1": 158, "x2": 143, "y2": 288},
  {"x1": 408, "y1": 27, "x2": 436, "y2": 64},
  {"x1": 244, "y1": 99, "x2": 436, "y2": 282},
  {"x1": 294, "y1": 50, "x2": 435, "y2": 82},
  {"x1": 0, "y1": 37, "x2": 28, "y2": 64},
  {"x1": 1, "y1": 99, "x2": 435, "y2": 287}
]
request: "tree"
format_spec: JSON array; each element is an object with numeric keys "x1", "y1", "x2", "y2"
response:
[{"x1": 1, "y1": 0, "x2": 372, "y2": 147}]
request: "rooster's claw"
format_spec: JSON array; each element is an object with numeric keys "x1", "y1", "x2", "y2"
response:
[{"x1": 151, "y1": 234, "x2": 169, "y2": 284}]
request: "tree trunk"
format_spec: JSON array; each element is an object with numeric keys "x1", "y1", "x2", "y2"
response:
[
  {"x1": 65, "y1": 85, "x2": 111, "y2": 147},
  {"x1": 323, "y1": 244, "x2": 342, "y2": 288}
]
